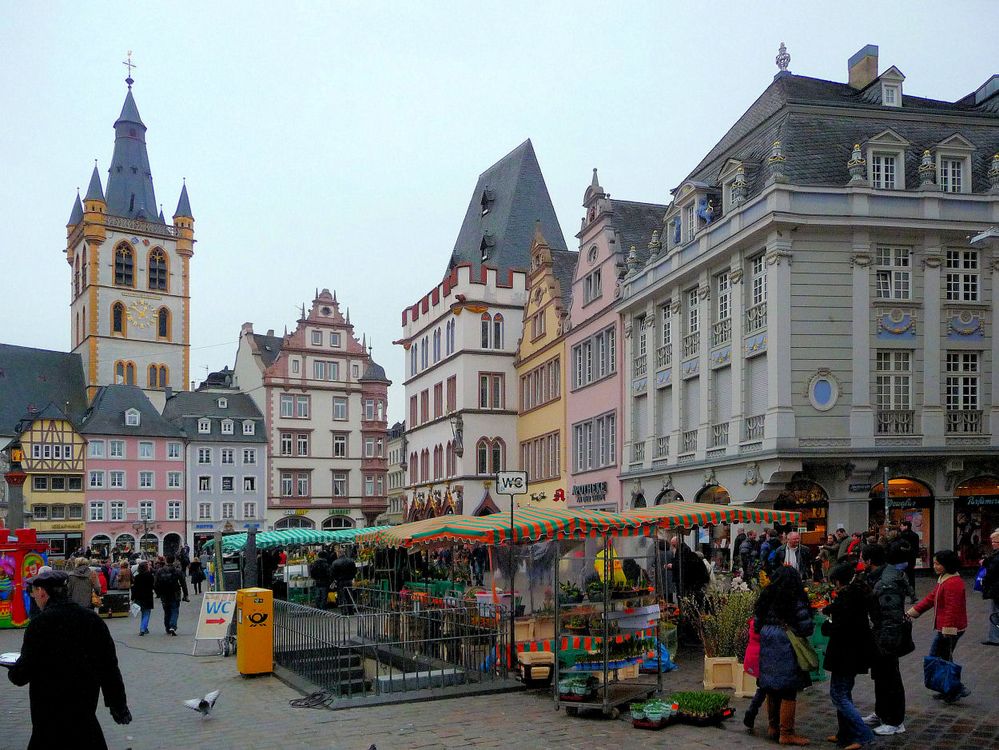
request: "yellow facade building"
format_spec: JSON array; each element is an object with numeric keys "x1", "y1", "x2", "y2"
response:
[{"x1": 514, "y1": 228, "x2": 577, "y2": 509}]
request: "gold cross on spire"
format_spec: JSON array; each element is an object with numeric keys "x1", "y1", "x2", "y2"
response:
[{"x1": 123, "y1": 50, "x2": 136, "y2": 87}]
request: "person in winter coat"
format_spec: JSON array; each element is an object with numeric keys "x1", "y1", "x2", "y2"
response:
[
  {"x1": 823, "y1": 564, "x2": 878, "y2": 749},
  {"x1": 188, "y1": 557, "x2": 206, "y2": 595},
  {"x1": 8, "y1": 569, "x2": 131, "y2": 749},
  {"x1": 898, "y1": 521, "x2": 921, "y2": 596},
  {"x1": 754, "y1": 566, "x2": 814, "y2": 745},
  {"x1": 739, "y1": 531, "x2": 759, "y2": 579},
  {"x1": 65, "y1": 558, "x2": 101, "y2": 610},
  {"x1": 131, "y1": 561, "x2": 154, "y2": 635},
  {"x1": 153, "y1": 555, "x2": 183, "y2": 635},
  {"x1": 770, "y1": 532, "x2": 815, "y2": 581},
  {"x1": 741, "y1": 616, "x2": 767, "y2": 734},
  {"x1": 819, "y1": 535, "x2": 839, "y2": 580},
  {"x1": 980, "y1": 529, "x2": 999, "y2": 645},
  {"x1": 860, "y1": 543, "x2": 913, "y2": 736},
  {"x1": 115, "y1": 562, "x2": 132, "y2": 591},
  {"x1": 906, "y1": 549, "x2": 970, "y2": 702}
]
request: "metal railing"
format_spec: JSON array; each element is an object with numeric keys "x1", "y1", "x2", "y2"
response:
[
  {"x1": 655, "y1": 435, "x2": 669, "y2": 459},
  {"x1": 682, "y1": 332, "x2": 699, "y2": 359},
  {"x1": 633, "y1": 355, "x2": 647, "y2": 378},
  {"x1": 681, "y1": 429, "x2": 697, "y2": 453},
  {"x1": 743, "y1": 414, "x2": 765, "y2": 441},
  {"x1": 631, "y1": 441, "x2": 646, "y2": 464},
  {"x1": 876, "y1": 409, "x2": 915, "y2": 435},
  {"x1": 105, "y1": 214, "x2": 180, "y2": 238},
  {"x1": 745, "y1": 302, "x2": 767, "y2": 333},
  {"x1": 710, "y1": 422, "x2": 729, "y2": 447},
  {"x1": 945, "y1": 409, "x2": 982, "y2": 434},
  {"x1": 656, "y1": 343, "x2": 672, "y2": 369},
  {"x1": 712, "y1": 318, "x2": 732, "y2": 346},
  {"x1": 272, "y1": 591, "x2": 506, "y2": 705}
]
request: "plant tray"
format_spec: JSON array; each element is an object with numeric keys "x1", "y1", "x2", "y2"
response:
[
  {"x1": 559, "y1": 692, "x2": 596, "y2": 702},
  {"x1": 677, "y1": 707, "x2": 736, "y2": 726},
  {"x1": 631, "y1": 715, "x2": 677, "y2": 730}
]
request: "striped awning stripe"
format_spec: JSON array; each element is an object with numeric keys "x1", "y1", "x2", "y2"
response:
[
  {"x1": 619, "y1": 501, "x2": 802, "y2": 529},
  {"x1": 204, "y1": 526, "x2": 390, "y2": 552}
]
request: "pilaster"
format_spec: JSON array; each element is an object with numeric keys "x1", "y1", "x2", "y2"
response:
[
  {"x1": 764, "y1": 234, "x2": 794, "y2": 444},
  {"x1": 921, "y1": 235, "x2": 944, "y2": 442},
  {"x1": 992, "y1": 253, "x2": 999, "y2": 447},
  {"x1": 697, "y1": 273, "x2": 711, "y2": 459},
  {"x1": 729, "y1": 259, "x2": 745, "y2": 447},
  {"x1": 668, "y1": 293, "x2": 682, "y2": 463},
  {"x1": 850, "y1": 231, "x2": 875, "y2": 447}
]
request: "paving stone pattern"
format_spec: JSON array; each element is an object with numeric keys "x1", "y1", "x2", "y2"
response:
[{"x1": 1, "y1": 576, "x2": 996, "y2": 750}]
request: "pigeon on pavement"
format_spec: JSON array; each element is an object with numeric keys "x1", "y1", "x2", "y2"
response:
[{"x1": 183, "y1": 689, "x2": 221, "y2": 718}]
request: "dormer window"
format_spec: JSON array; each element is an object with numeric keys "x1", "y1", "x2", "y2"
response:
[
  {"x1": 683, "y1": 203, "x2": 696, "y2": 243},
  {"x1": 217, "y1": 397, "x2": 228, "y2": 409},
  {"x1": 865, "y1": 130, "x2": 909, "y2": 190},
  {"x1": 198, "y1": 418, "x2": 211, "y2": 434},
  {"x1": 480, "y1": 188, "x2": 495, "y2": 215},
  {"x1": 242, "y1": 421, "x2": 255, "y2": 435},
  {"x1": 882, "y1": 84, "x2": 900, "y2": 107},
  {"x1": 221, "y1": 419, "x2": 234, "y2": 435},
  {"x1": 935, "y1": 135, "x2": 975, "y2": 194},
  {"x1": 124, "y1": 408, "x2": 140, "y2": 427}
]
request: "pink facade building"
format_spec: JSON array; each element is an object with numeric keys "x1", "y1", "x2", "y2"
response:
[
  {"x1": 564, "y1": 171, "x2": 666, "y2": 510},
  {"x1": 80, "y1": 385, "x2": 187, "y2": 557}
]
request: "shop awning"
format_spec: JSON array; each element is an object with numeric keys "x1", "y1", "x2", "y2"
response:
[
  {"x1": 358, "y1": 506, "x2": 656, "y2": 548},
  {"x1": 619, "y1": 501, "x2": 802, "y2": 529},
  {"x1": 202, "y1": 526, "x2": 390, "y2": 553}
]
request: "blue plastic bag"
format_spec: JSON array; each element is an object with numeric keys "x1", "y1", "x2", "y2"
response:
[
  {"x1": 923, "y1": 655, "x2": 962, "y2": 695},
  {"x1": 974, "y1": 566, "x2": 986, "y2": 593},
  {"x1": 640, "y1": 642, "x2": 678, "y2": 673}
]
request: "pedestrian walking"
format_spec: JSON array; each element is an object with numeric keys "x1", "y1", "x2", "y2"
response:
[
  {"x1": 741, "y1": 615, "x2": 766, "y2": 734},
  {"x1": 822, "y1": 563, "x2": 878, "y2": 749},
  {"x1": 860, "y1": 543, "x2": 913, "y2": 736},
  {"x1": 754, "y1": 566, "x2": 813, "y2": 745},
  {"x1": 819, "y1": 535, "x2": 839, "y2": 580},
  {"x1": 115, "y1": 561, "x2": 132, "y2": 591},
  {"x1": 739, "y1": 530, "x2": 759, "y2": 580},
  {"x1": 309, "y1": 552, "x2": 332, "y2": 610},
  {"x1": 154, "y1": 554, "x2": 183, "y2": 635},
  {"x1": 906, "y1": 549, "x2": 971, "y2": 703},
  {"x1": 189, "y1": 556, "x2": 206, "y2": 595},
  {"x1": 174, "y1": 554, "x2": 190, "y2": 602},
  {"x1": 65, "y1": 557, "x2": 101, "y2": 610},
  {"x1": 981, "y1": 529, "x2": 999, "y2": 646},
  {"x1": 7, "y1": 569, "x2": 131, "y2": 748},
  {"x1": 897, "y1": 521, "x2": 921, "y2": 596},
  {"x1": 131, "y1": 560, "x2": 154, "y2": 635}
]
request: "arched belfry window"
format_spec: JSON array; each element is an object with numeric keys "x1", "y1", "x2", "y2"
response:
[
  {"x1": 112, "y1": 302, "x2": 126, "y2": 335},
  {"x1": 157, "y1": 307, "x2": 170, "y2": 340},
  {"x1": 148, "y1": 248, "x2": 168, "y2": 291},
  {"x1": 114, "y1": 244, "x2": 134, "y2": 287}
]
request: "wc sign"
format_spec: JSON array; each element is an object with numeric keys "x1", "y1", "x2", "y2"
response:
[
  {"x1": 495, "y1": 471, "x2": 529, "y2": 496},
  {"x1": 194, "y1": 592, "x2": 237, "y2": 641}
]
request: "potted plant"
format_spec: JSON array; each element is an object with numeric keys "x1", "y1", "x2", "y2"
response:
[
  {"x1": 667, "y1": 691, "x2": 732, "y2": 725},
  {"x1": 585, "y1": 578, "x2": 605, "y2": 602},
  {"x1": 565, "y1": 614, "x2": 588, "y2": 635},
  {"x1": 559, "y1": 580, "x2": 583, "y2": 604},
  {"x1": 682, "y1": 580, "x2": 758, "y2": 691}
]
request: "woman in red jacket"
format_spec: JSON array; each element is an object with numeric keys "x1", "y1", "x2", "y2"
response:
[{"x1": 906, "y1": 549, "x2": 969, "y2": 703}]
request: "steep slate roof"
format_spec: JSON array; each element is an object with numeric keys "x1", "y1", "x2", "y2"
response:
[
  {"x1": 67, "y1": 192, "x2": 83, "y2": 225},
  {"x1": 360, "y1": 359, "x2": 390, "y2": 384},
  {"x1": 680, "y1": 72, "x2": 999, "y2": 202},
  {"x1": 174, "y1": 182, "x2": 193, "y2": 219},
  {"x1": 104, "y1": 88, "x2": 162, "y2": 223},
  {"x1": 79, "y1": 384, "x2": 183, "y2": 438},
  {"x1": 613, "y1": 199, "x2": 669, "y2": 266},
  {"x1": 551, "y1": 249, "x2": 579, "y2": 310},
  {"x1": 447, "y1": 139, "x2": 568, "y2": 277},
  {"x1": 0, "y1": 344, "x2": 88, "y2": 439},
  {"x1": 162, "y1": 391, "x2": 267, "y2": 444},
  {"x1": 252, "y1": 333, "x2": 284, "y2": 367}
]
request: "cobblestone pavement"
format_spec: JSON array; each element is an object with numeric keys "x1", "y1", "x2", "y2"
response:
[{"x1": 1, "y1": 576, "x2": 996, "y2": 749}]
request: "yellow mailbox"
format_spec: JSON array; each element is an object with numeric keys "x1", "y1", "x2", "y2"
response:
[{"x1": 236, "y1": 587, "x2": 273, "y2": 676}]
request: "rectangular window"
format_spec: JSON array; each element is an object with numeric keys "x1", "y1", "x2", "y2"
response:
[
  {"x1": 198, "y1": 419, "x2": 211, "y2": 434},
  {"x1": 68, "y1": 477, "x2": 82, "y2": 491},
  {"x1": 221, "y1": 420, "x2": 234, "y2": 435},
  {"x1": 280, "y1": 394, "x2": 294, "y2": 418},
  {"x1": 198, "y1": 476, "x2": 211, "y2": 492},
  {"x1": 751, "y1": 254, "x2": 767, "y2": 306},
  {"x1": 478, "y1": 373, "x2": 504, "y2": 409},
  {"x1": 167, "y1": 441, "x2": 181, "y2": 459},
  {"x1": 296, "y1": 434, "x2": 309, "y2": 456},
  {"x1": 716, "y1": 271, "x2": 731, "y2": 321},
  {"x1": 364, "y1": 475, "x2": 375, "y2": 496},
  {"x1": 875, "y1": 246, "x2": 912, "y2": 301},
  {"x1": 88, "y1": 471, "x2": 105, "y2": 489},
  {"x1": 330, "y1": 331, "x2": 341, "y2": 347},
  {"x1": 291, "y1": 359, "x2": 300, "y2": 374},
  {"x1": 333, "y1": 473, "x2": 347, "y2": 497},
  {"x1": 446, "y1": 376, "x2": 457, "y2": 412},
  {"x1": 109, "y1": 470, "x2": 124, "y2": 488},
  {"x1": 50, "y1": 505, "x2": 66, "y2": 520},
  {"x1": 221, "y1": 448, "x2": 234, "y2": 465},
  {"x1": 32, "y1": 476, "x2": 48, "y2": 491},
  {"x1": 584, "y1": 269, "x2": 602, "y2": 304},
  {"x1": 434, "y1": 383, "x2": 443, "y2": 418},
  {"x1": 313, "y1": 360, "x2": 339, "y2": 380},
  {"x1": 89, "y1": 502, "x2": 105, "y2": 522},
  {"x1": 364, "y1": 437, "x2": 375, "y2": 458},
  {"x1": 168, "y1": 501, "x2": 181, "y2": 520},
  {"x1": 222, "y1": 502, "x2": 235, "y2": 520},
  {"x1": 945, "y1": 250, "x2": 979, "y2": 302},
  {"x1": 139, "y1": 501, "x2": 153, "y2": 520},
  {"x1": 296, "y1": 395, "x2": 310, "y2": 419},
  {"x1": 365, "y1": 398, "x2": 375, "y2": 421},
  {"x1": 333, "y1": 433, "x2": 347, "y2": 458},
  {"x1": 875, "y1": 350, "x2": 912, "y2": 411},
  {"x1": 311, "y1": 330, "x2": 322, "y2": 346},
  {"x1": 940, "y1": 158, "x2": 963, "y2": 193},
  {"x1": 945, "y1": 352, "x2": 979, "y2": 411},
  {"x1": 687, "y1": 288, "x2": 699, "y2": 333},
  {"x1": 280, "y1": 433, "x2": 293, "y2": 456},
  {"x1": 531, "y1": 311, "x2": 546, "y2": 339},
  {"x1": 242, "y1": 421, "x2": 255, "y2": 435},
  {"x1": 573, "y1": 412, "x2": 615, "y2": 471},
  {"x1": 110, "y1": 440, "x2": 125, "y2": 458},
  {"x1": 88, "y1": 440, "x2": 105, "y2": 458},
  {"x1": 139, "y1": 471, "x2": 153, "y2": 489},
  {"x1": 684, "y1": 203, "x2": 696, "y2": 241},
  {"x1": 110, "y1": 501, "x2": 125, "y2": 521},
  {"x1": 420, "y1": 390, "x2": 429, "y2": 422},
  {"x1": 296, "y1": 473, "x2": 309, "y2": 497},
  {"x1": 32, "y1": 504, "x2": 47, "y2": 520},
  {"x1": 243, "y1": 501, "x2": 257, "y2": 519},
  {"x1": 167, "y1": 471, "x2": 181, "y2": 488},
  {"x1": 871, "y1": 152, "x2": 898, "y2": 190},
  {"x1": 198, "y1": 448, "x2": 212, "y2": 465},
  {"x1": 333, "y1": 397, "x2": 348, "y2": 420},
  {"x1": 198, "y1": 503, "x2": 212, "y2": 521},
  {"x1": 281, "y1": 473, "x2": 293, "y2": 496},
  {"x1": 50, "y1": 476, "x2": 65, "y2": 491},
  {"x1": 409, "y1": 395, "x2": 418, "y2": 426},
  {"x1": 138, "y1": 441, "x2": 153, "y2": 459},
  {"x1": 243, "y1": 476, "x2": 256, "y2": 492},
  {"x1": 242, "y1": 448, "x2": 256, "y2": 464},
  {"x1": 221, "y1": 476, "x2": 234, "y2": 492}
]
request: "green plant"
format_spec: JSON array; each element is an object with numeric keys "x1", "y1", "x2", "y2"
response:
[
  {"x1": 666, "y1": 691, "x2": 730, "y2": 718},
  {"x1": 681, "y1": 584, "x2": 758, "y2": 658},
  {"x1": 567, "y1": 614, "x2": 587, "y2": 630},
  {"x1": 559, "y1": 580, "x2": 582, "y2": 600},
  {"x1": 586, "y1": 579, "x2": 605, "y2": 601}
]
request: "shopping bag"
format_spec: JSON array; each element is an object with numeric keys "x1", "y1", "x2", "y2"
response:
[
  {"x1": 787, "y1": 629, "x2": 820, "y2": 671},
  {"x1": 923, "y1": 655, "x2": 962, "y2": 695},
  {"x1": 129, "y1": 602, "x2": 141, "y2": 618},
  {"x1": 974, "y1": 566, "x2": 986, "y2": 593}
]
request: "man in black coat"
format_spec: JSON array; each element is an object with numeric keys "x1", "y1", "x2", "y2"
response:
[
  {"x1": 8, "y1": 570, "x2": 131, "y2": 749},
  {"x1": 897, "y1": 521, "x2": 921, "y2": 596}
]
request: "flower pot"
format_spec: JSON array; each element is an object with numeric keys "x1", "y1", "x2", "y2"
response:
[
  {"x1": 702, "y1": 656, "x2": 740, "y2": 690},
  {"x1": 734, "y1": 669, "x2": 757, "y2": 698}
]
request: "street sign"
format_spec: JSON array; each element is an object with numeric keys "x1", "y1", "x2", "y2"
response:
[
  {"x1": 495, "y1": 471, "x2": 528, "y2": 496},
  {"x1": 194, "y1": 591, "x2": 237, "y2": 642}
]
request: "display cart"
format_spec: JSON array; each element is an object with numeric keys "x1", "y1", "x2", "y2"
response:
[{"x1": 0, "y1": 528, "x2": 49, "y2": 629}]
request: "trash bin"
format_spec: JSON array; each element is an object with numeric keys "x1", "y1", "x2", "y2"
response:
[{"x1": 236, "y1": 587, "x2": 273, "y2": 676}]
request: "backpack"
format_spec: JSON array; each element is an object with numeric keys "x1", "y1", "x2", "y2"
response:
[{"x1": 154, "y1": 566, "x2": 178, "y2": 598}]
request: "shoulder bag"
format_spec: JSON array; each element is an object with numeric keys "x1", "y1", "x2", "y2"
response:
[{"x1": 786, "y1": 628, "x2": 820, "y2": 671}]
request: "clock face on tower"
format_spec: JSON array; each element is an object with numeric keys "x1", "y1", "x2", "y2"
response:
[{"x1": 127, "y1": 299, "x2": 154, "y2": 328}]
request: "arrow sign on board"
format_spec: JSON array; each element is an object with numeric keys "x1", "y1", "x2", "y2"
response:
[{"x1": 205, "y1": 618, "x2": 225, "y2": 625}]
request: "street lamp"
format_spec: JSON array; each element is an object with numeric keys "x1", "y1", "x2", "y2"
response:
[{"x1": 3, "y1": 440, "x2": 27, "y2": 530}]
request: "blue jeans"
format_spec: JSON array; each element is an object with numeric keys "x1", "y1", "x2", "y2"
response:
[
  {"x1": 829, "y1": 674, "x2": 875, "y2": 744},
  {"x1": 929, "y1": 630, "x2": 966, "y2": 697},
  {"x1": 162, "y1": 599, "x2": 180, "y2": 632},
  {"x1": 139, "y1": 608, "x2": 151, "y2": 633}
]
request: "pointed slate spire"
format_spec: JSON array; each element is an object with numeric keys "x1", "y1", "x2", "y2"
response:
[
  {"x1": 345, "y1": 307, "x2": 351, "y2": 325},
  {"x1": 68, "y1": 190, "x2": 84, "y2": 225},
  {"x1": 158, "y1": 204, "x2": 165, "y2": 222},
  {"x1": 85, "y1": 163, "x2": 105, "y2": 202},
  {"x1": 105, "y1": 85, "x2": 161, "y2": 222},
  {"x1": 174, "y1": 180, "x2": 193, "y2": 219}
]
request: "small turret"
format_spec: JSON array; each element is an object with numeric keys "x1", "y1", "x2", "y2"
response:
[
  {"x1": 82, "y1": 163, "x2": 107, "y2": 245},
  {"x1": 173, "y1": 180, "x2": 195, "y2": 258},
  {"x1": 67, "y1": 191, "x2": 84, "y2": 228}
]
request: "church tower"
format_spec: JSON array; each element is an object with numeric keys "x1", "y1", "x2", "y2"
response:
[{"x1": 65, "y1": 65, "x2": 194, "y2": 404}]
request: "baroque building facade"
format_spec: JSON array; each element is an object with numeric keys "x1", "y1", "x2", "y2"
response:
[{"x1": 617, "y1": 45, "x2": 999, "y2": 568}]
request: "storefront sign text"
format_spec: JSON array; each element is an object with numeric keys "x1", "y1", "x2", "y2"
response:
[
  {"x1": 963, "y1": 495, "x2": 999, "y2": 506},
  {"x1": 572, "y1": 481, "x2": 608, "y2": 503}
]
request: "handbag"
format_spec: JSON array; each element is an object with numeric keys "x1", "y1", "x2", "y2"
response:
[
  {"x1": 974, "y1": 566, "x2": 986, "y2": 593},
  {"x1": 894, "y1": 619, "x2": 916, "y2": 657},
  {"x1": 129, "y1": 602, "x2": 141, "y2": 618},
  {"x1": 786, "y1": 628, "x2": 820, "y2": 671},
  {"x1": 91, "y1": 592, "x2": 103, "y2": 608},
  {"x1": 923, "y1": 654, "x2": 962, "y2": 695}
]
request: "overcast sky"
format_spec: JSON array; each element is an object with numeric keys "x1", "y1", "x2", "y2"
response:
[{"x1": 3, "y1": 2, "x2": 996, "y2": 421}]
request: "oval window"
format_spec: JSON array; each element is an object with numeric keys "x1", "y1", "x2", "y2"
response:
[{"x1": 808, "y1": 371, "x2": 838, "y2": 411}]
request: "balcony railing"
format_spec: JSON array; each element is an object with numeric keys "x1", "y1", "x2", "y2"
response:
[
  {"x1": 656, "y1": 343, "x2": 672, "y2": 370},
  {"x1": 631, "y1": 441, "x2": 646, "y2": 464},
  {"x1": 655, "y1": 435, "x2": 669, "y2": 459},
  {"x1": 712, "y1": 318, "x2": 732, "y2": 347},
  {"x1": 681, "y1": 429, "x2": 697, "y2": 453},
  {"x1": 710, "y1": 422, "x2": 729, "y2": 448},
  {"x1": 633, "y1": 355, "x2": 647, "y2": 378},
  {"x1": 682, "y1": 332, "x2": 699, "y2": 359},
  {"x1": 743, "y1": 414, "x2": 765, "y2": 441},
  {"x1": 745, "y1": 302, "x2": 767, "y2": 333},
  {"x1": 946, "y1": 409, "x2": 982, "y2": 434},
  {"x1": 876, "y1": 410, "x2": 915, "y2": 435}
]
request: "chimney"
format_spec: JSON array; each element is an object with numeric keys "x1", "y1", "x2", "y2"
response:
[
  {"x1": 164, "y1": 385, "x2": 174, "y2": 401},
  {"x1": 848, "y1": 44, "x2": 879, "y2": 90},
  {"x1": 240, "y1": 322, "x2": 254, "y2": 336},
  {"x1": 266, "y1": 329, "x2": 275, "y2": 337}
]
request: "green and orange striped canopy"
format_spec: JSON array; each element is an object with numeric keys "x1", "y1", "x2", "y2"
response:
[
  {"x1": 620, "y1": 501, "x2": 802, "y2": 529},
  {"x1": 357, "y1": 506, "x2": 656, "y2": 548}
]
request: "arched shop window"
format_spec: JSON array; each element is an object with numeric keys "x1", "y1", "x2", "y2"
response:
[
  {"x1": 696, "y1": 485, "x2": 731, "y2": 505},
  {"x1": 870, "y1": 477, "x2": 933, "y2": 569},
  {"x1": 775, "y1": 477, "x2": 829, "y2": 542},
  {"x1": 140, "y1": 533, "x2": 159, "y2": 555},
  {"x1": 954, "y1": 476, "x2": 999, "y2": 567},
  {"x1": 89, "y1": 535, "x2": 111, "y2": 556},
  {"x1": 114, "y1": 534, "x2": 136, "y2": 553},
  {"x1": 322, "y1": 516, "x2": 355, "y2": 530},
  {"x1": 275, "y1": 515, "x2": 315, "y2": 530},
  {"x1": 654, "y1": 489, "x2": 683, "y2": 505}
]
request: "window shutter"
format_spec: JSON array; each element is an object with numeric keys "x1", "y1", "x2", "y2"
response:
[
  {"x1": 656, "y1": 387, "x2": 672, "y2": 434},
  {"x1": 746, "y1": 355, "x2": 768, "y2": 416},
  {"x1": 713, "y1": 367, "x2": 732, "y2": 424},
  {"x1": 633, "y1": 394, "x2": 648, "y2": 441},
  {"x1": 683, "y1": 378, "x2": 700, "y2": 430}
]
